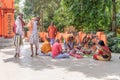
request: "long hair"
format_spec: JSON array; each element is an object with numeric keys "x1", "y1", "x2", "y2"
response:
[{"x1": 98, "y1": 40, "x2": 105, "y2": 46}]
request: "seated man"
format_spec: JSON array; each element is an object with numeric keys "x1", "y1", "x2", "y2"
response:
[
  {"x1": 93, "y1": 40, "x2": 111, "y2": 61},
  {"x1": 66, "y1": 35, "x2": 76, "y2": 50},
  {"x1": 52, "y1": 39, "x2": 69, "y2": 59},
  {"x1": 63, "y1": 34, "x2": 76, "y2": 51},
  {"x1": 40, "y1": 37, "x2": 52, "y2": 56}
]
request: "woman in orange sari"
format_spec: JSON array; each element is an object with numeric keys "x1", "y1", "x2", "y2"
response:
[{"x1": 93, "y1": 40, "x2": 111, "y2": 61}]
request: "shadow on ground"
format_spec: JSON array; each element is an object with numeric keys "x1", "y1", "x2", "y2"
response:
[{"x1": 1, "y1": 42, "x2": 120, "y2": 80}]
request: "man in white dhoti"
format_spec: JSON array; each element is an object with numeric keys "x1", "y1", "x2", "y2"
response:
[
  {"x1": 14, "y1": 13, "x2": 25, "y2": 57},
  {"x1": 29, "y1": 17, "x2": 40, "y2": 57}
]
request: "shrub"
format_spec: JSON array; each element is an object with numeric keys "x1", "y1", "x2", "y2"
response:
[{"x1": 107, "y1": 32, "x2": 120, "y2": 53}]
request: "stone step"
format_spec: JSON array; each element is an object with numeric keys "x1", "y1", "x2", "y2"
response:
[
  {"x1": 0, "y1": 43, "x2": 13, "y2": 48},
  {"x1": 0, "y1": 37, "x2": 13, "y2": 49},
  {"x1": 0, "y1": 37, "x2": 13, "y2": 42}
]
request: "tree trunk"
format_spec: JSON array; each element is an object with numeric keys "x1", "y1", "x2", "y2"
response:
[
  {"x1": 112, "y1": 0, "x2": 116, "y2": 36},
  {"x1": 40, "y1": 10, "x2": 44, "y2": 32},
  {"x1": 41, "y1": 11, "x2": 44, "y2": 31}
]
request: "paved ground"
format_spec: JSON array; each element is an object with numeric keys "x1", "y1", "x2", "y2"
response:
[{"x1": 0, "y1": 42, "x2": 120, "y2": 80}]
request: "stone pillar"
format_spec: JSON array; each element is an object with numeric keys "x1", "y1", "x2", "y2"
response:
[{"x1": 0, "y1": 0, "x2": 15, "y2": 38}]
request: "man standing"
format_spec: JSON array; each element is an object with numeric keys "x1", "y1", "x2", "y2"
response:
[
  {"x1": 14, "y1": 13, "x2": 25, "y2": 57},
  {"x1": 29, "y1": 17, "x2": 40, "y2": 57},
  {"x1": 48, "y1": 22, "x2": 57, "y2": 45}
]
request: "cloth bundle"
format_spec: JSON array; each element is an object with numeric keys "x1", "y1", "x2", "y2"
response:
[{"x1": 13, "y1": 34, "x2": 23, "y2": 46}]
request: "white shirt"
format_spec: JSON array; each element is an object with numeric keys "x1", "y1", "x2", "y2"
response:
[
  {"x1": 15, "y1": 16, "x2": 23, "y2": 35},
  {"x1": 32, "y1": 21, "x2": 38, "y2": 34}
]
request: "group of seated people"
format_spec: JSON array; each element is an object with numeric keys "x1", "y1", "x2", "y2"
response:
[
  {"x1": 39, "y1": 38, "x2": 69, "y2": 59},
  {"x1": 39, "y1": 32, "x2": 111, "y2": 61}
]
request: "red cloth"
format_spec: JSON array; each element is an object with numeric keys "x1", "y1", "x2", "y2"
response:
[
  {"x1": 69, "y1": 53, "x2": 83, "y2": 59},
  {"x1": 21, "y1": 20, "x2": 25, "y2": 28},
  {"x1": 98, "y1": 46, "x2": 111, "y2": 55},
  {"x1": 93, "y1": 46, "x2": 111, "y2": 60},
  {"x1": 52, "y1": 42, "x2": 62, "y2": 58},
  {"x1": 93, "y1": 54, "x2": 98, "y2": 60},
  {"x1": 13, "y1": 22, "x2": 17, "y2": 33}
]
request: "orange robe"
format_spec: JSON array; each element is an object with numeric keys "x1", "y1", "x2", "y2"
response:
[
  {"x1": 96, "y1": 31, "x2": 107, "y2": 46},
  {"x1": 63, "y1": 33, "x2": 73, "y2": 43},
  {"x1": 55, "y1": 32, "x2": 63, "y2": 43},
  {"x1": 78, "y1": 31, "x2": 84, "y2": 44},
  {"x1": 27, "y1": 18, "x2": 35, "y2": 38},
  {"x1": 39, "y1": 32, "x2": 48, "y2": 42},
  {"x1": 48, "y1": 26, "x2": 57, "y2": 39}
]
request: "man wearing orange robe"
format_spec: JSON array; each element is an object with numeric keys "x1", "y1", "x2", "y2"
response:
[
  {"x1": 48, "y1": 22, "x2": 57, "y2": 45},
  {"x1": 27, "y1": 18, "x2": 35, "y2": 38}
]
